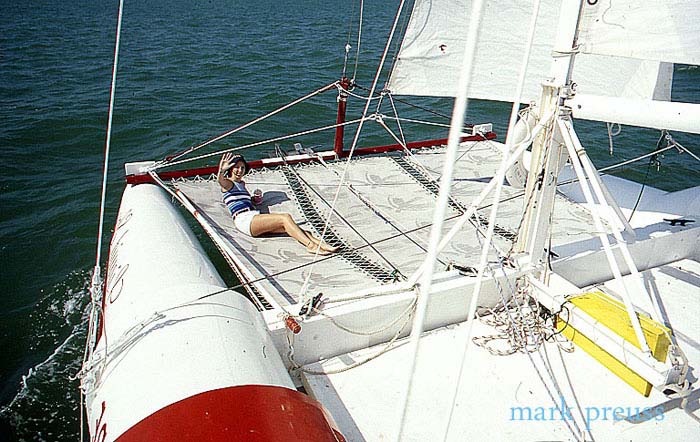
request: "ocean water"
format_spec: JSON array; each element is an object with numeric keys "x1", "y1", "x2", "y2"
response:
[{"x1": 0, "y1": 0, "x2": 698, "y2": 440}]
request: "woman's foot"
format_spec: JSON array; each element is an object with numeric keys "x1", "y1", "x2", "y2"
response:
[
  {"x1": 306, "y1": 240, "x2": 331, "y2": 255},
  {"x1": 319, "y1": 241, "x2": 339, "y2": 253},
  {"x1": 303, "y1": 231, "x2": 338, "y2": 254}
]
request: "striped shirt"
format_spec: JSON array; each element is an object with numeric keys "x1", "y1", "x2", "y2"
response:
[{"x1": 222, "y1": 181, "x2": 254, "y2": 216}]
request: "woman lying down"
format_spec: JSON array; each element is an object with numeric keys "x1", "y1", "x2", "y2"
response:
[{"x1": 218, "y1": 152, "x2": 338, "y2": 255}]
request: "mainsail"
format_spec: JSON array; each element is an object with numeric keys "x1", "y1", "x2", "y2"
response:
[{"x1": 387, "y1": 0, "x2": 699, "y2": 133}]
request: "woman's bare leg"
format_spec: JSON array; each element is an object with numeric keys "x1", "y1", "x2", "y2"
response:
[{"x1": 250, "y1": 213, "x2": 334, "y2": 253}]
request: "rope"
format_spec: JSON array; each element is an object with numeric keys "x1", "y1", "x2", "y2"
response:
[
  {"x1": 289, "y1": 291, "x2": 417, "y2": 375},
  {"x1": 295, "y1": 0, "x2": 410, "y2": 304},
  {"x1": 82, "y1": 1, "x2": 125, "y2": 439},
  {"x1": 354, "y1": 84, "x2": 455, "y2": 122},
  {"x1": 387, "y1": 94, "x2": 407, "y2": 147},
  {"x1": 338, "y1": 83, "x2": 382, "y2": 101},
  {"x1": 397, "y1": 1, "x2": 487, "y2": 439},
  {"x1": 385, "y1": 0, "x2": 414, "y2": 89},
  {"x1": 627, "y1": 153, "x2": 655, "y2": 223},
  {"x1": 341, "y1": 0, "x2": 355, "y2": 78},
  {"x1": 352, "y1": 0, "x2": 364, "y2": 82},
  {"x1": 606, "y1": 122, "x2": 621, "y2": 155},
  {"x1": 480, "y1": 258, "x2": 584, "y2": 440},
  {"x1": 153, "y1": 81, "x2": 339, "y2": 169},
  {"x1": 381, "y1": 115, "x2": 452, "y2": 129},
  {"x1": 161, "y1": 117, "x2": 366, "y2": 170}
]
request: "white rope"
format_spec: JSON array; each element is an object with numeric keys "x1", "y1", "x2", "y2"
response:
[
  {"x1": 82, "y1": 1, "x2": 124, "y2": 438},
  {"x1": 407, "y1": 109, "x2": 555, "y2": 286},
  {"x1": 161, "y1": 117, "x2": 366, "y2": 170},
  {"x1": 396, "y1": 1, "x2": 486, "y2": 440},
  {"x1": 667, "y1": 135, "x2": 700, "y2": 163},
  {"x1": 382, "y1": 115, "x2": 453, "y2": 129},
  {"x1": 290, "y1": 292, "x2": 417, "y2": 375},
  {"x1": 154, "y1": 81, "x2": 338, "y2": 169},
  {"x1": 444, "y1": 10, "x2": 540, "y2": 420},
  {"x1": 504, "y1": 0, "x2": 542, "y2": 149},
  {"x1": 387, "y1": 93, "x2": 407, "y2": 147},
  {"x1": 296, "y1": 0, "x2": 410, "y2": 304},
  {"x1": 475, "y1": 253, "x2": 585, "y2": 440},
  {"x1": 339, "y1": 83, "x2": 383, "y2": 101},
  {"x1": 351, "y1": 0, "x2": 364, "y2": 82},
  {"x1": 606, "y1": 122, "x2": 621, "y2": 155}
]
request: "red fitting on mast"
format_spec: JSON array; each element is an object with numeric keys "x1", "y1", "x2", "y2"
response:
[{"x1": 333, "y1": 77, "x2": 350, "y2": 157}]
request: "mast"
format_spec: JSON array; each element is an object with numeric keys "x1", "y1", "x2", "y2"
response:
[{"x1": 513, "y1": 0, "x2": 582, "y2": 266}]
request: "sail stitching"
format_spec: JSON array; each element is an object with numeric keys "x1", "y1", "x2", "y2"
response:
[
  {"x1": 391, "y1": 156, "x2": 518, "y2": 242},
  {"x1": 280, "y1": 165, "x2": 399, "y2": 283}
]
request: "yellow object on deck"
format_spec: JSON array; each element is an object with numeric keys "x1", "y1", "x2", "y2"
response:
[{"x1": 556, "y1": 291, "x2": 672, "y2": 396}]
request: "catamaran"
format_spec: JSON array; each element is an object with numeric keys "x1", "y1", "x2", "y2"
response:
[{"x1": 80, "y1": 0, "x2": 699, "y2": 440}]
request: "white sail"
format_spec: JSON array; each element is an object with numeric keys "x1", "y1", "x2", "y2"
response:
[
  {"x1": 578, "y1": 0, "x2": 700, "y2": 66},
  {"x1": 387, "y1": 0, "x2": 671, "y2": 102}
]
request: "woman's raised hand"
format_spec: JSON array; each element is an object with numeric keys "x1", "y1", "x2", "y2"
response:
[{"x1": 219, "y1": 152, "x2": 234, "y2": 173}]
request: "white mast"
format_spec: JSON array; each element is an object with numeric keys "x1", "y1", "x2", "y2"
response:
[{"x1": 513, "y1": 0, "x2": 581, "y2": 265}]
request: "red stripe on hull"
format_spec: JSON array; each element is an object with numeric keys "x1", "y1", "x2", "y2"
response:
[{"x1": 116, "y1": 385, "x2": 345, "y2": 442}]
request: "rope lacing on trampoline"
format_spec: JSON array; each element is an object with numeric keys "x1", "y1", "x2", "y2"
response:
[
  {"x1": 391, "y1": 155, "x2": 518, "y2": 242},
  {"x1": 279, "y1": 163, "x2": 402, "y2": 284},
  {"x1": 314, "y1": 155, "x2": 442, "y2": 265}
]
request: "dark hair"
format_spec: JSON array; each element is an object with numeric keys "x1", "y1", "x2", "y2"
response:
[{"x1": 226, "y1": 154, "x2": 249, "y2": 176}]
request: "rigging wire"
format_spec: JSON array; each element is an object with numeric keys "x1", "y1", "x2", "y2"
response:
[
  {"x1": 295, "y1": 0, "x2": 410, "y2": 304},
  {"x1": 161, "y1": 117, "x2": 366, "y2": 169},
  {"x1": 352, "y1": 0, "x2": 364, "y2": 82},
  {"x1": 397, "y1": 1, "x2": 487, "y2": 440},
  {"x1": 355, "y1": 83, "x2": 454, "y2": 121},
  {"x1": 153, "y1": 81, "x2": 339, "y2": 169},
  {"x1": 385, "y1": 0, "x2": 414, "y2": 90},
  {"x1": 341, "y1": 0, "x2": 357, "y2": 78},
  {"x1": 387, "y1": 93, "x2": 407, "y2": 147},
  {"x1": 381, "y1": 115, "x2": 453, "y2": 129},
  {"x1": 627, "y1": 131, "x2": 665, "y2": 223},
  {"x1": 83, "y1": 0, "x2": 125, "y2": 439}
]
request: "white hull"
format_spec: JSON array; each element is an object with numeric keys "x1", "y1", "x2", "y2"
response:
[{"x1": 81, "y1": 184, "x2": 341, "y2": 441}]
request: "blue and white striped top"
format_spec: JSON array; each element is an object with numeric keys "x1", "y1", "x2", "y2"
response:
[{"x1": 222, "y1": 181, "x2": 254, "y2": 216}]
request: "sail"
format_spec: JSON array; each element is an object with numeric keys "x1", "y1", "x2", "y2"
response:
[
  {"x1": 387, "y1": 0, "x2": 671, "y2": 102},
  {"x1": 578, "y1": 0, "x2": 700, "y2": 66}
]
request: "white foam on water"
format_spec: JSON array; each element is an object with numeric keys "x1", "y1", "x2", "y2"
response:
[{"x1": 1, "y1": 269, "x2": 92, "y2": 441}]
